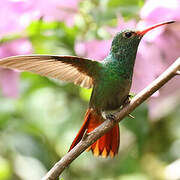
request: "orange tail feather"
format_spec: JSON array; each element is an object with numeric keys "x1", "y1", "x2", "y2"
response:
[{"x1": 69, "y1": 108, "x2": 120, "y2": 158}]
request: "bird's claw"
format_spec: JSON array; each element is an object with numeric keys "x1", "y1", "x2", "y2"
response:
[
  {"x1": 123, "y1": 95, "x2": 131, "y2": 106},
  {"x1": 105, "y1": 113, "x2": 116, "y2": 121}
]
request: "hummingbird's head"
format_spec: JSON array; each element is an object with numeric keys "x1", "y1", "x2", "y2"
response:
[
  {"x1": 111, "y1": 29, "x2": 142, "y2": 56},
  {"x1": 110, "y1": 20, "x2": 175, "y2": 61}
]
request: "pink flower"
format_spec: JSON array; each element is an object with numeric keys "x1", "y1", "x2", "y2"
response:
[
  {"x1": 35, "y1": 0, "x2": 80, "y2": 26},
  {"x1": 0, "y1": 39, "x2": 32, "y2": 58},
  {"x1": 140, "y1": 0, "x2": 180, "y2": 23},
  {"x1": 0, "y1": 68, "x2": 19, "y2": 98},
  {"x1": 0, "y1": 0, "x2": 33, "y2": 37},
  {"x1": 0, "y1": 39, "x2": 32, "y2": 98},
  {"x1": 0, "y1": 0, "x2": 80, "y2": 31},
  {"x1": 138, "y1": 0, "x2": 180, "y2": 118},
  {"x1": 75, "y1": 40, "x2": 111, "y2": 60},
  {"x1": 0, "y1": 0, "x2": 80, "y2": 37},
  {"x1": 131, "y1": 41, "x2": 165, "y2": 94}
]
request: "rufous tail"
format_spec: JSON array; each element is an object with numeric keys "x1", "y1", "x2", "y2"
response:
[{"x1": 69, "y1": 108, "x2": 120, "y2": 158}]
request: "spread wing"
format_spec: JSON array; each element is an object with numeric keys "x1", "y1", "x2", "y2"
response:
[{"x1": 0, "y1": 55, "x2": 100, "y2": 89}]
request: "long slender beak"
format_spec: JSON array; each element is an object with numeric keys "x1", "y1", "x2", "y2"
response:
[{"x1": 137, "y1": 20, "x2": 175, "y2": 36}]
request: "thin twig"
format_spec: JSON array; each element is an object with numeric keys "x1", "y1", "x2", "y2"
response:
[{"x1": 42, "y1": 57, "x2": 180, "y2": 180}]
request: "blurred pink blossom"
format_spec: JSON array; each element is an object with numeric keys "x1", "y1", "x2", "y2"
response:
[
  {"x1": 0, "y1": 0, "x2": 33, "y2": 37},
  {"x1": 0, "y1": 0, "x2": 80, "y2": 33},
  {"x1": 0, "y1": 39, "x2": 32, "y2": 58},
  {"x1": 75, "y1": 40, "x2": 111, "y2": 60},
  {"x1": 0, "y1": 39, "x2": 32, "y2": 98},
  {"x1": 0, "y1": 0, "x2": 35, "y2": 97},
  {"x1": 0, "y1": 69, "x2": 19, "y2": 98},
  {"x1": 137, "y1": 0, "x2": 180, "y2": 118},
  {"x1": 0, "y1": 0, "x2": 80, "y2": 38},
  {"x1": 35, "y1": 0, "x2": 80, "y2": 26},
  {"x1": 131, "y1": 41, "x2": 164, "y2": 95},
  {"x1": 140, "y1": 0, "x2": 180, "y2": 23}
]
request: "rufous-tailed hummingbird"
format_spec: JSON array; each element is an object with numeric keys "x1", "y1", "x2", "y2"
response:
[{"x1": 0, "y1": 21, "x2": 174, "y2": 158}]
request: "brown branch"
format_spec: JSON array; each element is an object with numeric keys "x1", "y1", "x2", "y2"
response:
[
  {"x1": 176, "y1": 70, "x2": 180, "y2": 75},
  {"x1": 42, "y1": 57, "x2": 180, "y2": 180}
]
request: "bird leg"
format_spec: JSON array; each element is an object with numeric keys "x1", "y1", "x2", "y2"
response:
[
  {"x1": 122, "y1": 94, "x2": 131, "y2": 106},
  {"x1": 102, "y1": 94, "x2": 135, "y2": 121},
  {"x1": 105, "y1": 113, "x2": 116, "y2": 121},
  {"x1": 102, "y1": 111, "x2": 117, "y2": 122}
]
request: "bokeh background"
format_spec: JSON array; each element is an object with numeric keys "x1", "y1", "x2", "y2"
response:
[{"x1": 0, "y1": 0, "x2": 180, "y2": 180}]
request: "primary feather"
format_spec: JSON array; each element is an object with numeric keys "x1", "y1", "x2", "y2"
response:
[{"x1": 0, "y1": 55, "x2": 99, "y2": 89}]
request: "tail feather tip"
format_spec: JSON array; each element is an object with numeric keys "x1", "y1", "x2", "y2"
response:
[{"x1": 69, "y1": 108, "x2": 120, "y2": 158}]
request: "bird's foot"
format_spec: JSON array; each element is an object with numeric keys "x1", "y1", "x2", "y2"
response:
[
  {"x1": 123, "y1": 95, "x2": 131, "y2": 106},
  {"x1": 105, "y1": 113, "x2": 116, "y2": 121}
]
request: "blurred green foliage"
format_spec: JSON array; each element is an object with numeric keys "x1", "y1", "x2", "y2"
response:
[{"x1": 0, "y1": 0, "x2": 180, "y2": 180}]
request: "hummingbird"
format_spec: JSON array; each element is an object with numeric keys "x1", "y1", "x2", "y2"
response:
[{"x1": 0, "y1": 21, "x2": 174, "y2": 158}]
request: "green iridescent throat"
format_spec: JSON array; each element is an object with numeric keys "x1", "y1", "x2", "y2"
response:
[{"x1": 105, "y1": 30, "x2": 142, "y2": 79}]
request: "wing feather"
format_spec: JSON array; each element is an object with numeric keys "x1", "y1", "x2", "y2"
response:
[{"x1": 0, "y1": 55, "x2": 100, "y2": 89}]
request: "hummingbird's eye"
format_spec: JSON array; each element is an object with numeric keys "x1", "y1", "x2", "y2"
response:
[{"x1": 124, "y1": 32, "x2": 133, "y2": 38}]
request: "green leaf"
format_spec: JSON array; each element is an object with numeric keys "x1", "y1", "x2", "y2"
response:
[
  {"x1": 0, "y1": 157, "x2": 11, "y2": 180},
  {"x1": 79, "y1": 88, "x2": 92, "y2": 101},
  {"x1": 108, "y1": 0, "x2": 144, "y2": 7}
]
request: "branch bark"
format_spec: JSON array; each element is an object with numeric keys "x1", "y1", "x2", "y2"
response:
[
  {"x1": 176, "y1": 70, "x2": 180, "y2": 75},
  {"x1": 42, "y1": 57, "x2": 180, "y2": 180}
]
